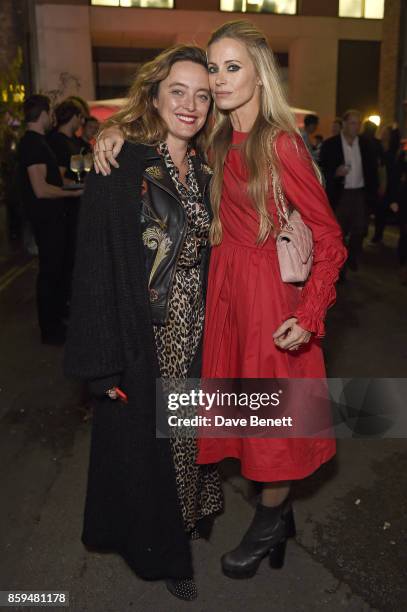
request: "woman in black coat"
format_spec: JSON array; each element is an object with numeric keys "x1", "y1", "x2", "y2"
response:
[{"x1": 64, "y1": 45, "x2": 223, "y2": 602}]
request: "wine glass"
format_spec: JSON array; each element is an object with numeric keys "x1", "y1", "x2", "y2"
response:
[
  {"x1": 83, "y1": 153, "x2": 93, "y2": 176},
  {"x1": 70, "y1": 154, "x2": 84, "y2": 184}
]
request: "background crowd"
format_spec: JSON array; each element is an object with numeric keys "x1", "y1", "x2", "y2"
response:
[
  {"x1": 0, "y1": 97, "x2": 406, "y2": 345},
  {"x1": 301, "y1": 111, "x2": 406, "y2": 282},
  {"x1": 0, "y1": 95, "x2": 99, "y2": 344}
]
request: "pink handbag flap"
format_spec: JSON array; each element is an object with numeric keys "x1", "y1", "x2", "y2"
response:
[{"x1": 276, "y1": 209, "x2": 313, "y2": 264}]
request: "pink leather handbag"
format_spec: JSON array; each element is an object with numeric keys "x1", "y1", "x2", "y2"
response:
[{"x1": 274, "y1": 181, "x2": 313, "y2": 283}]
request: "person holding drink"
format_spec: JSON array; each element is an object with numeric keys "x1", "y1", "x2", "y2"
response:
[
  {"x1": 319, "y1": 109, "x2": 378, "y2": 275},
  {"x1": 48, "y1": 100, "x2": 85, "y2": 310},
  {"x1": 48, "y1": 100, "x2": 84, "y2": 181},
  {"x1": 18, "y1": 95, "x2": 83, "y2": 344}
]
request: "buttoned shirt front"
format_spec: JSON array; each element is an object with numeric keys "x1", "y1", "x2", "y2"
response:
[{"x1": 340, "y1": 132, "x2": 364, "y2": 189}]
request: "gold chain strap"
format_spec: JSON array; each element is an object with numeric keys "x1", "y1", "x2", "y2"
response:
[{"x1": 270, "y1": 162, "x2": 293, "y2": 232}]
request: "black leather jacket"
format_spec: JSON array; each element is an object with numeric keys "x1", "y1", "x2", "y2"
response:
[{"x1": 139, "y1": 145, "x2": 213, "y2": 325}]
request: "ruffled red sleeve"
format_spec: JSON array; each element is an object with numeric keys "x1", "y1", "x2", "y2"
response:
[{"x1": 276, "y1": 131, "x2": 348, "y2": 337}]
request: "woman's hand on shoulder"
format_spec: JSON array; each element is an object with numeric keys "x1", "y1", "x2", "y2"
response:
[
  {"x1": 94, "y1": 126, "x2": 125, "y2": 176},
  {"x1": 273, "y1": 317, "x2": 312, "y2": 351}
]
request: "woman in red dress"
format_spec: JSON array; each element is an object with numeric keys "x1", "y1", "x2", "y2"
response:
[
  {"x1": 93, "y1": 21, "x2": 347, "y2": 582},
  {"x1": 195, "y1": 21, "x2": 347, "y2": 579}
]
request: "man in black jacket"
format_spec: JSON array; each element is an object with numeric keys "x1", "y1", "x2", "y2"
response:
[{"x1": 319, "y1": 109, "x2": 378, "y2": 272}]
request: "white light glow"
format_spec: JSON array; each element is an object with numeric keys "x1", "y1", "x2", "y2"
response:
[
  {"x1": 91, "y1": 0, "x2": 174, "y2": 6},
  {"x1": 365, "y1": 0, "x2": 385, "y2": 19},
  {"x1": 220, "y1": 0, "x2": 236, "y2": 9},
  {"x1": 368, "y1": 115, "x2": 381, "y2": 126},
  {"x1": 220, "y1": 0, "x2": 296, "y2": 14},
  {"x1": 339, "y1": 0, "x2": 362, "y2": 18},
  {"x1": 91, "y1": 0, "x2": 120, "y2": 5},
  {"x1": 339, "y1": 0, "x2": 384, "y2": 19}
]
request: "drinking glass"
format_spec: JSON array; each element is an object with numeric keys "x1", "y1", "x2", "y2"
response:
[
  {"x1": 70, "y1": 154, "x2": 84, "y2": 183},
  {"x1": 83, "y1": 153, "x2": 93, "y2": 175}
]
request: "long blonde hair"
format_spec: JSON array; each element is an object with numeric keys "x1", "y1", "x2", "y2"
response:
[
  {"x1": 208, "y1": 21, "x2": 316, "y2": 245},
  {"x1": 102, "y1": 45, "x2": 212, "y2": 154}
]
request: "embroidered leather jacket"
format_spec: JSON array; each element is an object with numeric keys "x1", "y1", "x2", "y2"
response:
[{"x1": 140, "y1": 146, "x2": 213, "y2": 325}]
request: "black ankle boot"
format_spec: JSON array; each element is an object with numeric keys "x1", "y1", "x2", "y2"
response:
[
  {"x1": 165, "y1": 578, "x2": 198, "y2": 601},
  {"x1": 221, "y1": 500, "x2": 296, "y2": 579}
]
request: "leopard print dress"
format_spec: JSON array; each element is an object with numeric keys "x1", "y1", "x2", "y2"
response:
[{"x1": 152, "y1": 142, "x2": 223, "y2": 533}]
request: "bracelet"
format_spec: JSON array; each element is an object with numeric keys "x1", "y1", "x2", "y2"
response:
[
  {"x1": 106, "y1": 386, "x2": 128, "y2": 403},
  {"x1": 106, "y1": 387, "x2": 118, "y2": 400}
]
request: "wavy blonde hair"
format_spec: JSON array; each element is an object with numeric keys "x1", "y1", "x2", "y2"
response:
[
  {"x1": 208, "y1": 21, "x2": 319, "y2": 245},
  {"x1": 102, "y1": 45, "x2": 212, "y2": 153}
]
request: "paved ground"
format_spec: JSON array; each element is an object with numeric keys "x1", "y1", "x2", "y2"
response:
[{"x1": 0, "y1": 206, "x2": 406, "y2": 612}]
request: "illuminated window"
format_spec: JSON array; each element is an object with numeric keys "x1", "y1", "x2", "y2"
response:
[
  {"x1": 90, "y1": 0, "x2": 174, "y2": 8},
  {"x1": 339, "y1": 0, "x2": 385, "y2": 19},
  {"x1": 220, "y1": 0, "x2": 296, "y2": 15}
]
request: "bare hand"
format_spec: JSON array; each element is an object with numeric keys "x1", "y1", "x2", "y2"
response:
[
  {"x1": 94, "y1": 127, "x2": 124, "y2": 176},
  {"x1": 273, "y1": 317, "x2": 312, "y2": 351},
  {"x1": 335, "y1": 165, "x2": 350, "y2": 177},
  {"x1": 390, "y1": 202, "x2": 399, "y2": 214}
]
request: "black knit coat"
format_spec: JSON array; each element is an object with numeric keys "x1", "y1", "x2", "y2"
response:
[{"x1": 64, "y1": 141, "x2": 211, "y2": 580}]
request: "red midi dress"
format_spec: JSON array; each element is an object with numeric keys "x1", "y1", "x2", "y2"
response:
[{"x1": 196, "y1": 130, "x2": 348, "y2": 482}]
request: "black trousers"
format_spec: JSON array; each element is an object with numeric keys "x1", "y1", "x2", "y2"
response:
[
  {"x1": 398, "y1": 205, "x2": 407, "y2": 266},
  {"x1": 30, "y1": 210, "x2": 67, "y2": 337},
  {"x1": 62, "y1": 198, "x2": 81, "y2": 305},
  {"x1": 335, "y1": 188, "x2": 368, "y2": 265},
  {"x1": 373, "y1": 195, "x2": 392, "y2": 242},
  {"x1": 5, "y1": 194, "x2": 23, "y2": 239}
]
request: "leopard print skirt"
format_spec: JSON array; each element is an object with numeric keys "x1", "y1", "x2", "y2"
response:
[{"x1": 153, "y1": 267, "x2": 224, "y2": 533}]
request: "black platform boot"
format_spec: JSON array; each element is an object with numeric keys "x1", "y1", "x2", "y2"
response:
[
  {"x1": 221, "y1": 499, "x2": 296, "y2": 579},
  {"x1": 165, "y1": 578, "x2": 198, "y2": 601}
]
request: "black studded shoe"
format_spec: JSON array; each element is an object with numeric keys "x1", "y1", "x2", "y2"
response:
[
  {"x1": 221, "y1": 499, "x2": 296, "y2": 579},
  {"x1": 165, "y1": 578, "x2": 198, "y2": 601},
  {"x1": 189, "y1": 527, "x2": 201, "y2": 541}
]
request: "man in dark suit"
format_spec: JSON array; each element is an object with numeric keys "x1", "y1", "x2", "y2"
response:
[{"x1": 319, "y1": 109, "x2": 378, "y2": 272}]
